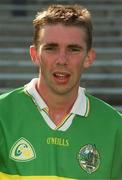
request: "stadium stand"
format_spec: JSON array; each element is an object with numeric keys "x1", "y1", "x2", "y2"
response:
[{"x1": 0, "y1": 0, "x2": 122, "y2": 112}]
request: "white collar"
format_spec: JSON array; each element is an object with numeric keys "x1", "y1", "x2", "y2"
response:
[
  {"x1": 24, "y1": 78, "x2": 89, "y2": 117},
  {"x1": 25, "y1": 78, "x2": 47, "y2": 109}
]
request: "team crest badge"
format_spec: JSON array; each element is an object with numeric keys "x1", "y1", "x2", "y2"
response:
[
  {"x1": 77, "y1": 144, "x2": 100, "y2": 174},
  {"x1": 9, "y1": 137, "x2": 36, "y2": 162}
]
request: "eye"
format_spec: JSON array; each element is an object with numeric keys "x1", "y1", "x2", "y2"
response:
[
  {"x1": 70, "y1": 47, "x2": 81, "y2": 52},
  {"x1": 68, "y1": 45, "x2": 82, "y2": 54},
  {"x1": 43, "y1": 44, "x2": 58, "y2": 52}
]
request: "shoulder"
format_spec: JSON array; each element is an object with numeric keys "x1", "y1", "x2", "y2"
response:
[
  {"x1": 0, "y1": 87, "x2": 25, "y2": 108},
  {"x1": 86, "y1": 92, "x2": 122, "y2": 121}
]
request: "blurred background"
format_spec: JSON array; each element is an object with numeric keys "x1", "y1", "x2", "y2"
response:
[{"x1": 0, "y1": 0, "x2": 122, "y2": 112}]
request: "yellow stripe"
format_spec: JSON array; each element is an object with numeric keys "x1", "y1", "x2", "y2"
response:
[
  {"x1": 0, "y1": 172, "x2": 77, "y2": 180},
  {"x1": 43, "y1": 108, "x2": 72, "y2": 130},
  {"x1": 43, "y1": 107, "x2": 49, "y2": 113},
  {"x1": 84, "y1": 97, "x2": 90, "y2": 117},
  {"x1": 55, "y1": 113, "x2": 72, "y2": 130}
]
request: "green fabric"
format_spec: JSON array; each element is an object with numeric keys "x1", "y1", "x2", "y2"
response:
[{"x1": 0, "y1": 87, "x2": 122, "y2": 179}]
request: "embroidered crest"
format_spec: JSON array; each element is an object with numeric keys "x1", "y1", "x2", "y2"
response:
[
  {"x1": 9, "y1": 137, "x2": 36, "y2": 162},
  {"x1": 78, "y1": 144, "x2": 100, "y2": 174}
]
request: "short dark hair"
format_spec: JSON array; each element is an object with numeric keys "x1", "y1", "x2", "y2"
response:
[{"x1": 33, "y1": 4, "x2": 93, "y2": 51}]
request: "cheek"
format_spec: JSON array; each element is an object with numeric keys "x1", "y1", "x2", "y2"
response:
[
  {"x1": 39, "y1": 55, "x2": 53, "y2": 75},
  {"x1": 71, "y1": 61, "x2": 85, "y2": 79},
  {"x1": 70, "y1": 58, "x2": 85, "y2": 71},
  {"x1": 40, "y1": 52, "x2": 55, "y2": 65},
  {"x1": 39, "y1": 53, "x2": 48, "y2": 67}
]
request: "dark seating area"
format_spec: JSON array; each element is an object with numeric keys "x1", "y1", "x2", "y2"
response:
[{"x1": 0, "y1": 0, "x2": 122, "y2": 111}]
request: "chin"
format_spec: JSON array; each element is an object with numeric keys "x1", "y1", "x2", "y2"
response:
[{"x1": 51, "y1": 86, "x2": 74, "y2": 95}]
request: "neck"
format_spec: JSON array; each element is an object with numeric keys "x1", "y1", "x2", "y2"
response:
[{"x1": 36, "y1": 79, "x2": 78, "y2": 125}]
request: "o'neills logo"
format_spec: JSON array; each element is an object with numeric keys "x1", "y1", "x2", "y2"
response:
[
  {"x1": 77, "y1": 144, "x2": 100, "y2": 174},
  {"x1": 9, "y1": 137, "x2": 36, "y2": 162},
  {"x1": 47, "y1": 137, "x2": 69, "y2": 147}
]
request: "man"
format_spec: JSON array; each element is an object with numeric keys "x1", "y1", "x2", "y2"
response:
[{"x1": 0, "y1": 4, "x2": 122, "y2": 179}]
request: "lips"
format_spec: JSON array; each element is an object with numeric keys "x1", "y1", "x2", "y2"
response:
[{"x1": 53, "y1": 71, "x2": 70, "y2": 84}]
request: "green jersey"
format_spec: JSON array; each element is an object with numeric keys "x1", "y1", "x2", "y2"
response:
[{"x1": 0, "y1": 87, "x2": 122, "y2": 179}]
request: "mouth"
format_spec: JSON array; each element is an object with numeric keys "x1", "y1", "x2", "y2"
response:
[{"x1": 53, "y1": 71, "x2": 71, "y2": 84}]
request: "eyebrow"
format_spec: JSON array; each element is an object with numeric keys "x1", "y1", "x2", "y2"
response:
[
  {"x1": 43, "y1": 43, "x2": 83, "y2": 48},
  {"x1": 43, "y1": 43, "x2": 58, "y2": 48}
]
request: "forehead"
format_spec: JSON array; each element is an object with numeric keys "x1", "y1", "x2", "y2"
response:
[{"x1": 38, "y1": 24, "x2": 87, "y2": 45}]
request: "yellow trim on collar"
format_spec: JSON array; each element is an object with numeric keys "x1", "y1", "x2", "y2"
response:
[
  {"x1": 84, "y1": 96, "x2": 90, "y2": 117},
  {"x1": 43, "y1": 108, "x2": 73, "y2": 130},
  {"x1": 55, "y1": 113, "x2": 73, "y2": 130}
]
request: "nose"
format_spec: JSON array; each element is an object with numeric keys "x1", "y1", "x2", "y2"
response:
[{"x1": 56, "y1": 50, "x2": 68, "y2": 65}]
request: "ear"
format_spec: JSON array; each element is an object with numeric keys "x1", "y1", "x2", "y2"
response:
[
  {"x1": 29, "y1": 45, "x2": 40, "y2": 66},
  {"x1": 83, "y1": 48, "x2": 96, "y2": 68}
]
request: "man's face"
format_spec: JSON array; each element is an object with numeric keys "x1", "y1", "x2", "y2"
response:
[{"x1": 30, "y1": 24, "x2": 95, "y2": 95}]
